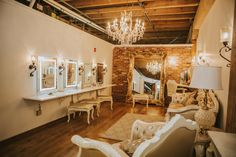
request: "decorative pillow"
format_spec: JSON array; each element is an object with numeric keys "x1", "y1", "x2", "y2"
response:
[
  {"x1": 172, "y1": 93, "x2": 188, "y2": 104},
  {"x1": 185, "y1": 97, "x2": 198, "y2": 106},
  {"x1": 120, "y1": 123, "x2": 163, "y2": 156},
  {"x1": 120, "y1": 139, "x2": 145, "y2": 156},
  {"x1": 169, "y1": 103, "x2": 185, "y2": 109}
]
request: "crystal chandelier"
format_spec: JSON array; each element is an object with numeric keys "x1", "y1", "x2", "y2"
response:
[
  {"x1": 106, "y1": 11, "x2": 145, "y2": 45},
  {"x1": 146, "y1": 61, "x2": 161, "y2": 75}
]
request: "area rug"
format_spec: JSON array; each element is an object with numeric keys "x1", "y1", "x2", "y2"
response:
[{"x1": 99, "y1": 113, "x2": 164, "y2": 141}]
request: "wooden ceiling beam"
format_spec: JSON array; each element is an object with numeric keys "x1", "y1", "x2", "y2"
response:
[
  {"x1": 88, "y1": 7, "x2": 197, "y2": 20},
  {"x1": 100, "y1": 19, "x2": 191, "y2": 26},
  {"x1": 68, "y1": 0, "x2": 154, "y2": 9},
  {"x1": 96, "y1": 16, "x2": 194, "y2": 25},
  {"x1": 143, "y1": 32, "x2": 188, "y2": 38},
  {"x1": 145, "y1": 27, "x2": 190, "y2": 31},
  {"x1": 135, "y1": 38, "x2": 186, "y2": 44},
  {"x1": 82, "y1": 1, "x2": 199, "y2": 15},
  {"x1": 141, "y1": 36, "x2": 187, "y2": 40}
]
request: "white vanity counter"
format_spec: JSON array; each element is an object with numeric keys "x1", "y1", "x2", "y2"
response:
[{"x1": 24, "y1": 84, "x2": 115, "y2": 102}]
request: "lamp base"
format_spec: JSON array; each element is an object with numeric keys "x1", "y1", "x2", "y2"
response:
[{"x1": 195, "y1": 108, "x2": 216, "y2": 135}]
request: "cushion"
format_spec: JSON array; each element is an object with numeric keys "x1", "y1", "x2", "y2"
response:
[
  {"x1": 172, "y1": 93, "x2": 188, "y2": 104},
  {"x1": 169, "y1": 103, "x2": 185, "y2": 109},
  {"x1": 185, "y1": 97, "x2": 198, "y2": 106},
  {"x1": 120, "y1": 139, "x2": 145, "y2": 156}
]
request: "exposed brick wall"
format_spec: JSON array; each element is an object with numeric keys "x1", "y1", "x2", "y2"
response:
[{"x1": 112, "y1": 46, "x2": 192, "y2": 102}]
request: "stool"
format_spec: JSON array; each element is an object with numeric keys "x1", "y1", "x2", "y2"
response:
[
  {"x1": 67, "y1": 103, "x2": 94, "y2": 124},
  {"x1": 79, "y1": 99, "x2": 102, "y2": 117},
  {"x1": 97, "y1": 95, "x2": 113, "y2": 110},
  {"x1": 133, "y1": 94, "x2": 149, "y2": 108}
]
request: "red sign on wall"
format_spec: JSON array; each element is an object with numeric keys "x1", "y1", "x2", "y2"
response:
[{"x1": 94, "y1": 48, "x2": 96, "y2": 53}]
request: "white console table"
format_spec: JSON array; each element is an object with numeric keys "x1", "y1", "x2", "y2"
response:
[
  {"x1": 24, "y1": 84, "x2": 114, "y2": 102},
  {"x1": 24, "y1": 84, "x2": 115, "y2": 115},
  {"x1": 208, "y1": 131, "x2": 236, "y2": 157}
]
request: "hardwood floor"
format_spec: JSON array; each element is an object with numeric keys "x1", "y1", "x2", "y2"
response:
[{"x1": 0, "y1": 102, "x2": 166, "y2": 157}]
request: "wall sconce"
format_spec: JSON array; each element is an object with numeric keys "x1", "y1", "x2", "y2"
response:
[
  {"x1": 58, "y1": 63, "x2": 65, "y2": 75},
  {"x1": 219, "y1": 27, "x2": 232, "y2": 67},
  {"x1": 78, "y1": 63, "x2": 84, "y2": 75},
  {"x1": 92, "y1": 63, "x2": 97, "y2": 75},
  {"x1": 29, "y1": 56, "x2": 37, "y2": 77},
  {"x1": 102, "y1": 64, "x2": 108, "y2": 74},
  {"x1": 58, "y1": 57, "x2": 65, "y2": 75},
  {"x1": 168, "y1": 56, "x2": 177, "y2": 67},
  {"x1": 197, "y1": 53, "x2": 208, "y2": 65}
]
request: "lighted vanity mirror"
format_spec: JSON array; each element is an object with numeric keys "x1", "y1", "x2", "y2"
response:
[
  {"x1": 66, "y1": 60, "x2": 78, "y2": 87},
  {"x1": 83, "y1": 63, "x2": 92, "y2": 88},
  {"x1": 39, "y1": 57, "x2": 57, "y2": 91},
  {"x1": 97, "y1": 63, "x2": 104, "y2": 84}
]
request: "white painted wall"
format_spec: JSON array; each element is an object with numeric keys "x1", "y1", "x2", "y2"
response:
[
  {"x1": 197, "y1": 0, "x2": 235, "y2": 129},
  {"x1": 0, "y1": 0, "x2": 113, "y2": 141}
]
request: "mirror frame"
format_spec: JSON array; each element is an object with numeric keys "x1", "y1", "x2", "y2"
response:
[
  {"x1": 65, "y1": 60, "x2": 78, "y2": 88},
  {"x1": 96, "y1": 63, "x2": 104, "y2": 84},
  {"x1": 133, "y1": 57, "x2": 163, "y2": 103},
  {"x1": 82, "y1": 63, "x2": 93, "y2": 88},
  {"x1": 38, "y1": 56, "x2": 57, "y2": 92}
]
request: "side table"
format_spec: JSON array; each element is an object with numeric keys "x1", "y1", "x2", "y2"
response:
[
  {"x1": 194, "y1": 127, "x2": 223, "y2": 157},
  {"x1": 195, "y1": 133, "x2": 211, "y2": 157}
]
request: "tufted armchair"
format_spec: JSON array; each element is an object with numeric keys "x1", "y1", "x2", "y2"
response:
[
  {"x1": 166, "y1": 90, "x2": 219, "y2": 121},
  {"x1": 71, "y1": 114, "x2": 197, "y2": 157}
]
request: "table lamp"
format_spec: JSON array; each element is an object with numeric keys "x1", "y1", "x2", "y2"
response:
[{"x1": 190, "y1": 65, "x2": 222, "y2": 134}]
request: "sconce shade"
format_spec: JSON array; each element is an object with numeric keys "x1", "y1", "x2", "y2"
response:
[
  {"x1": 190, "y1": 66, "x2": 222, "y2": 90},
  {"x1": 220, "y1": 27, "x2": 231, "y2": 42}
]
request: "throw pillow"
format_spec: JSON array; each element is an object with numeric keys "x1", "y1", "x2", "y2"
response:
[
  {"x1": 172, "y1": 93, "x2": 188, "y2": 104},
  {"x1": 185, "y1": 97, "x2": 198, "y2": 106},
  {"x1": 120, "y1": 139, "x2": 145, "y2": 156}
]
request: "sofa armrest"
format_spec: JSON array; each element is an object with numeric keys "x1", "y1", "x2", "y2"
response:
[
  {"x1": 71, "y1": 135, "x2": 122, "y2": 157},
  {"x1": 130, "y1": 120, "x2": 165, "y2": 141},
  {"x1": 167, "y1": 105, "x2": 199, "y2": 113},
  {"x1": 165, "y1": 105, "x2": 199, "y2": 121}
]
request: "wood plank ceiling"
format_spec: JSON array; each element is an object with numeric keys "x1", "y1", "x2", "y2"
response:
[{"x1": 33, "y1": 0, "x2": 200, "y2": 44}]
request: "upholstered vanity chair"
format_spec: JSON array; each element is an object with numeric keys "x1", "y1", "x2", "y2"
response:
[
  {"x1": 71, "y1": 114, "x2": 197, "y2": 157},
  {"x1": 97, "y1": 95, "x2": 113, "y2": 110},
  {"x1": 67, "y1": 95, "x2": 98, "y2": 124},
  {"x1": 166, "y1": 90, "x2": 219, "y2": 121}
]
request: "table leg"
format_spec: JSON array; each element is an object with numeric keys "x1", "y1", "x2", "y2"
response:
[{"x1": 133, "y1": 98, "x2": 135, "y2": 108}]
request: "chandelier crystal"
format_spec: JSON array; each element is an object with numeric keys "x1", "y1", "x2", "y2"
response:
[
  {"x1": 146, "y1": 61, "x2": 161, "y2": 75},
  {"x1": 106, "y1": 11, "x2": 145, "y2": 45}
]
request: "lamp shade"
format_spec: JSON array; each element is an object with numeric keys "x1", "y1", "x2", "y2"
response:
[{"x1": 190, "y1": 66, "x2": 222, "y2": 90}]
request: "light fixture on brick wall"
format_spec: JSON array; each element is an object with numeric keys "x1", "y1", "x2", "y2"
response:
[{"x1": 168, "y1": 56, "x2": 177, "y2": 67}]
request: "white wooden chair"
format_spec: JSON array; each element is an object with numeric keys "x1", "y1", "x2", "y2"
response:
[
  {"x1": 132, "y1": 94, "x2": 149, "y2": 108},
  {"x1": 97, "y1": 95, "x2": 113, "y2": 110},
  {"x1": 71, "y1": 114, "x2": 197, "y2": 157}
]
